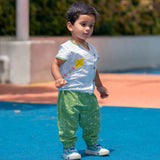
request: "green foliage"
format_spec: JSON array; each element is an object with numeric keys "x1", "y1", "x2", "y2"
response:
[
  {"x1": 0, "y1": 0, "x2": 160, "y2": 36},
  {"x1": 0, "y1": 0, "x2": 15, "y2": 35}
]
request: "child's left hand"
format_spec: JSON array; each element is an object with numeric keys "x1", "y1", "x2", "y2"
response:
[{"x1": 97, "y1": 86, "x2": 109, "y2": 99}]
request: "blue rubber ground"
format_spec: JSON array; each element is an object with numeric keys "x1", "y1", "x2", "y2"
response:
[
  {"x1": 111, "y1": 66, "x2": 160, "y2": 75},
  {"x1": 0, "y1": 101, "x2": 160, "y2": 160}
]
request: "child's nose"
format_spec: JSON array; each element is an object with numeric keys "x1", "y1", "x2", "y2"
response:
[{"x1": 85, "y1": 26, "x2": 90, "y2": 31}]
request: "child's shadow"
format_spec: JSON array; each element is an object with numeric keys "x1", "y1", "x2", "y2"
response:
[{"x1": 79, "y1": 148, "x2": 115, "y2": 158}]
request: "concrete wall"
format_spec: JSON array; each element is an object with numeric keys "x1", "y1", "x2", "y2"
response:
[
  {"x1": 0, "y1": 40, "x2": 56, "y2": 84},
  {"x1": 30, "y1": 40, "x2": 57, "y2": 83},
  {"x1": 0, "y1": 36, "x2": 160, "y2": 84},
  {"x1": 89, "y1": 36, "x2": 160, "y2": 72},
  {"x1": 0, "y1": 41, "x2": 30, "y2": 84},
  {"x1": 31, "y1": 36, "x2": 160, "y2": 72}
]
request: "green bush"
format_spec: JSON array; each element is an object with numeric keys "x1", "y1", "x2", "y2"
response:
[
  {"x1": 0, "y1": 0, "x2": 160, "y2": 36},
  {"x1": 0, "y1": 0, "x2": 15, "y2": 35}
]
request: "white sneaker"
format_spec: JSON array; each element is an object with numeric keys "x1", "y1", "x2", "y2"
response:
[
  {"x1": 85, "y1": 143, "x2": 110, "y2": 156},
  {"x1": 63, "y1": 147, "x2": 81, "y2": 160}
]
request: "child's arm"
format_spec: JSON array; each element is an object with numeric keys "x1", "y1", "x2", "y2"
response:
[
  {"x1": 51, "y1": 58, "x2": 68, "y2": 88},
  {"x1": 94, "y1": 70, "x2": 109, "y2": 99}
]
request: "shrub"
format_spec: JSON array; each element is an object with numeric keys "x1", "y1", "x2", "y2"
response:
[
  {"x1": 0, "y1": 0, "x2": 160, "y2": 36},
  {"x1": 0, "y1": 0, "x2": 15, "y2": 35}
]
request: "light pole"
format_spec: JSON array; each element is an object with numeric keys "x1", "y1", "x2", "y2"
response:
[{"x1": 16, "y1": 0, "x2": 29, "y2": 40}]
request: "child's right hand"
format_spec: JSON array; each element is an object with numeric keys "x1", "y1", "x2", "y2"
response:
[{"x1": 55, "y1": 78, "x2": 68, "y2": 88}]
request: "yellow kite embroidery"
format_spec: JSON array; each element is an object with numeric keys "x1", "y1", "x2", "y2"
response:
[{"x1": 75, "y1": 58, "x2": 84, "y2": 68}]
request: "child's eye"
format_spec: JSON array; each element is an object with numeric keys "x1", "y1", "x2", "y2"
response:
[
  {"x1": 90, "y1": 24, "x2": 94, "y2": 28},
  {"x1": 81, "y1": 23, "x2": 86, "y2": 27}
]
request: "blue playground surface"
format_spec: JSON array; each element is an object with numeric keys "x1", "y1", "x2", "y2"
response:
[
  {"x1": 0, "y1": 101, "x2": 160, "y2": 160},
  {"x1": 111, "y1": 66, "x2": 160, "y2": 75}
]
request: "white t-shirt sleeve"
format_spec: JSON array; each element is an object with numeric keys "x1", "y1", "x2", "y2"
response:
[{"x1": 55, "y1": 45, "x2": 71, "y2": 61}]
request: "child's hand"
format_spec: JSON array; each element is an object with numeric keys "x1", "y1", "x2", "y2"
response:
[
  {"x1": 97, "y1": 86, "x2": 109, "y2": 99},
  {"x1": 55, "y1": 78, "x2": 68, "y2": 88}
]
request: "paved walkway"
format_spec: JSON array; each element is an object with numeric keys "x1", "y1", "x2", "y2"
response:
[{"x1": 0, "y1": 73, "x2": 160, "y2": 108}]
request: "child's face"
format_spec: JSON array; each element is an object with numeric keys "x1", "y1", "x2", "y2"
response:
[{"x1": 67, "y1": 14, "x2": 95, "y2": 43}]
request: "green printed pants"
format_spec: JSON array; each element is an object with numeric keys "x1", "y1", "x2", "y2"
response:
[{"x1": 57, "y1": 90, "x2": 100, "y2": 148}]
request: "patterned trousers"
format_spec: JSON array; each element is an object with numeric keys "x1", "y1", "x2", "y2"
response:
[{"x1": 57, "y1": 90, "x2": 101, "y2": 148}]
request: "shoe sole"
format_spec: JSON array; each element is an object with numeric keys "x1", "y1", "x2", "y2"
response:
[
  {"x1": 85, "y1": 149, "x2": 110, "y2": 156},
  {"x1": 63, "y1": 153, "x2": 81, "y2": 160}
]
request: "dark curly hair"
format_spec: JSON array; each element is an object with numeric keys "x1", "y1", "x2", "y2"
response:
[{"x1": 67, "y1": 2, "x2": 98, "y2": 25}]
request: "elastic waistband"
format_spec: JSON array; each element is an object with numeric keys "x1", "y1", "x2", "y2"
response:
[{"x1": 59, "y1": 90, "x2": 94, "y2": 96}]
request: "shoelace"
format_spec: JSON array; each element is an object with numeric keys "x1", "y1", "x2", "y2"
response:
[
  {"x1": 88, "y1": 143, "x2": 102, "y2": 151},
  {"x1": 65, "y1": 147, "x2": 77, "y2": 154},
  {"x1": 96, "y1": 144, "x2": 102, "y2": 148}
]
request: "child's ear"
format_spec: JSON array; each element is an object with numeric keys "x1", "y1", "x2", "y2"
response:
[{"x1": 67, "y1": 22, "x2": 73, "y2": 32}]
